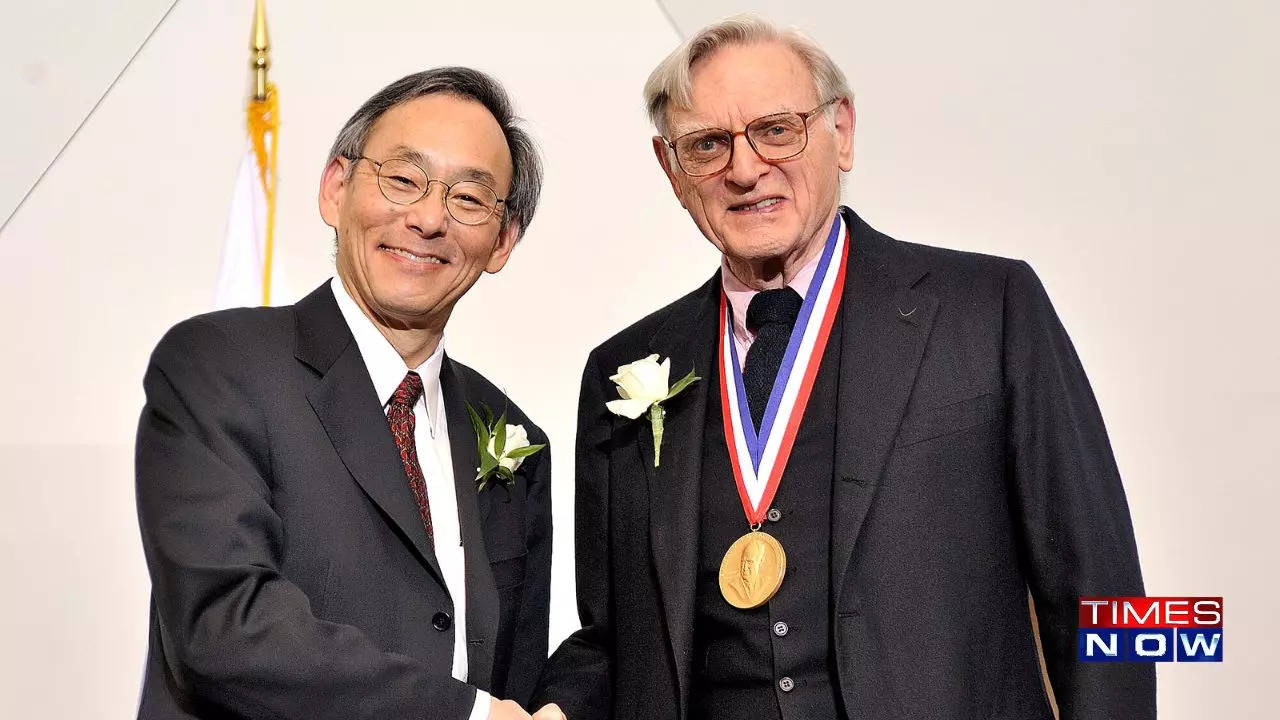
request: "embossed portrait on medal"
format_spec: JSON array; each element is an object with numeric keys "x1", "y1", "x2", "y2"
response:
[{"x1": 718, "y1": 531, "x2": 786, "y2": 609}]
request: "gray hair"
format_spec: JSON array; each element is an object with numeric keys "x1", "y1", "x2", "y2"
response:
[
  {"x1": 328, "y1": 67, "x2": 542, "y2": 239},
  {"x1": 643, "y1": 14, "x2": 854, "y2": 138}
]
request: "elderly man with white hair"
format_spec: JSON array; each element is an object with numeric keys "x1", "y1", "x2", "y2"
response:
[{"x1": 535, "y1": 14, "x2": 1153, "y2": 720}]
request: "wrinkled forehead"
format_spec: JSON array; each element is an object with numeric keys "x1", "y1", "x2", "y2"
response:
[
  {"x1": 667, "y1": 41, "x2": 820, "y2": 136},
  {"x1": 365, "y1": 94, "x2": 513, "y2": 191}
]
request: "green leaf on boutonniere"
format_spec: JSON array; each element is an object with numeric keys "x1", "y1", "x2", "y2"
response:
[
  {"x1": 505, "y1": 443, "x2": 545, "y2": 460},
  {"x1": 664, "y1": 368, "x2": 700, "y2": 402},
  {"x1": 494, "y1": 409, "x2": 508, "y2": 457},
  {"x1": 480, "y1": 448, "x2": 499, "y2": 473},
  {"x1": 466, "y1": 404, "x2": 489, "y2": 454}
]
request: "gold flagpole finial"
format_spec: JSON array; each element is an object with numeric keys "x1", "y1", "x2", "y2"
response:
[{"x1": 251, "y1": 0, "x2": 271, "y2": 101}]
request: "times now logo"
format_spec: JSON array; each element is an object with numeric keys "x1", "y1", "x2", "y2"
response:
[{"x1": 1078, "y1": 597, "x2": 1223, "y2": 662}]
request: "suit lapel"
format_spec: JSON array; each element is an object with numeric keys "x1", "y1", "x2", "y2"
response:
[
  {"x1": 643, "y1": 275, "x2": 720, "y2": 720},
  {"x1": 830, "y1": 208, "x2": 938, "y2": 598},
  {"x1": 440, "y1": 357, "x2": 499, "y2": 689},
  {"x1": 295, "y1": 283, "x2": 446, "y2": 587}
]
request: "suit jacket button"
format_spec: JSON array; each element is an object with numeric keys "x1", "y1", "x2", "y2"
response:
[
  {"x1": 778, "y1": 676, "x2": 795, "y2": 692},
  {"x1": 432, "y1": 611, "x2": 452, "y2": 631},
  {"x1": 767, "y1": 507, "x2": 782, "y2": 522}
]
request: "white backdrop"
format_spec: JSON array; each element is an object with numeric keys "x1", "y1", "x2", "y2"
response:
[{"x1": 0, "y1": 0, "x2": 1275, "y2": 717}]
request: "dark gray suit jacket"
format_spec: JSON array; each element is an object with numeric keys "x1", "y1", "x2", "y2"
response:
[
  {"x1": 135, "y1": 282, "x2": 551, "y2": 719},
  {"x1": 535, "y1": 207, "x2": 1153, "y2": 719}
]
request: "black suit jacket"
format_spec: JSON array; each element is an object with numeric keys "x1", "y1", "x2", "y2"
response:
[
  {"x1": 535, "y1": 208, "x2": 1153, "y2": 719},
  {"x1": 135, "y1": 282, "x2": 551, "y2": 719}
]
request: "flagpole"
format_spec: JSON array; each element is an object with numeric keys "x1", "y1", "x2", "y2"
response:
[{"x1": 248, "y1": 0, "x2": 278, "y2": 306}]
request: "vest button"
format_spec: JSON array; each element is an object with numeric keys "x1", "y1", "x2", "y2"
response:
[
  {"x1": 431, "y1": 611, "x2": 452, "y2": 631},
  {"x1": 767, "y1": 507, "x2": 782, "y2": 522},
  {"x1": 773, "y1": 621, "x2": 789, "y2": 637},
  {"x1": 778, "y1": 676, "x2": 795, "y2": 693}
]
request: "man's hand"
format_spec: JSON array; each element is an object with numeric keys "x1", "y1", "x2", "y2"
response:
[
  {"x1": 486, "y1": 697, "x2": 566, "y2": 720},
  {"x1": 488, "y1": 697, "x2": 530, "y2": 720},
  {"x1": 531, "y1": 703, "x2": 566, "y2": 720}
]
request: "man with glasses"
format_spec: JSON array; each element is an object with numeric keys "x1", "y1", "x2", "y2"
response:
[
  {"x1": 535, "y1": 15, "x2": 1153, "y2": 720},
  {"x1": 136, "y1": 68, "x2": 564, "y2": 720}
]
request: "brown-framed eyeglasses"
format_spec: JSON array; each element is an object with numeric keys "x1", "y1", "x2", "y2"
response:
[
  {"x1": 350, "y1": 155, "x2": 505, "y2": 226},
  {"x1": 662, "y1": 98, "x2": 840, "y2": 177}
]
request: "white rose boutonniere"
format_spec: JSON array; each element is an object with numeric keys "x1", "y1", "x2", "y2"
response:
[
  {"x1": 467, "y1": 402, "x2": 545, "y2": 491},
  {"x1": 605, "y1": 354, "x2": 700, "y2": 467}
]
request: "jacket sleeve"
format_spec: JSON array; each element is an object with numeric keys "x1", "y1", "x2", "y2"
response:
[
  {"x1": 532, "y1": 349, "x2": 614, "y2": 718},
  {"x1": 135, "y1": 318, "x2": 477, "y2": 720},
  {"x1": 1002, "y1": 261, "x2": 1155, "y2": 719}
]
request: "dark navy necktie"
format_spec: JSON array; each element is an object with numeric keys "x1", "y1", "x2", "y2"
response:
[{"x1": 742, "y1": 287, "x2": 803, "y2": 430}]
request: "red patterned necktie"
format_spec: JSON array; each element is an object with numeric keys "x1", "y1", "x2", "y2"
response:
[{"x1": 387, "y1": 371, "x2": 434, "y2": 543}]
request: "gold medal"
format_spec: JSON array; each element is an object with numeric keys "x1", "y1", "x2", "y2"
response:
[{"x1": 718, "y1": 531, "x2": 787, "y2": 609}]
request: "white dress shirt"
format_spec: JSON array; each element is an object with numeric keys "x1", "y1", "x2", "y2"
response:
[{"x1": 331, "y1": 278, "x2": 490, "y2": 720}]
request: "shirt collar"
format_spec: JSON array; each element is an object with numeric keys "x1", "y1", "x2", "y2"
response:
[
  {"x1": 719, "y1": 225, "x2": 832, "y2": 346},
  {"x1": 330, "y1": 277, "x2": 444, "y2": 428}
]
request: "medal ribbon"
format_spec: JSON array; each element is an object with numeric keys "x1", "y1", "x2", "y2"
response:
[{"x1": 718, "y1": 213, "x2": 849, "y2": 525}]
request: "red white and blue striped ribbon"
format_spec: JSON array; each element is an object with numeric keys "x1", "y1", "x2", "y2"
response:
[{"x1": 718, "y1": 212, "x2": 849, "y2": 525}]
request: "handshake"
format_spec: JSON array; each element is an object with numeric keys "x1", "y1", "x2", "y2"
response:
[{"x1": 490, "y1": 698, "x2": 566, "y2": 720}]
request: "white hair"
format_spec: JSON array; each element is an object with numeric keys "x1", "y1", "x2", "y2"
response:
[{"x1": 643, "y1": 13, "x2": 854, "y2": 137}]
